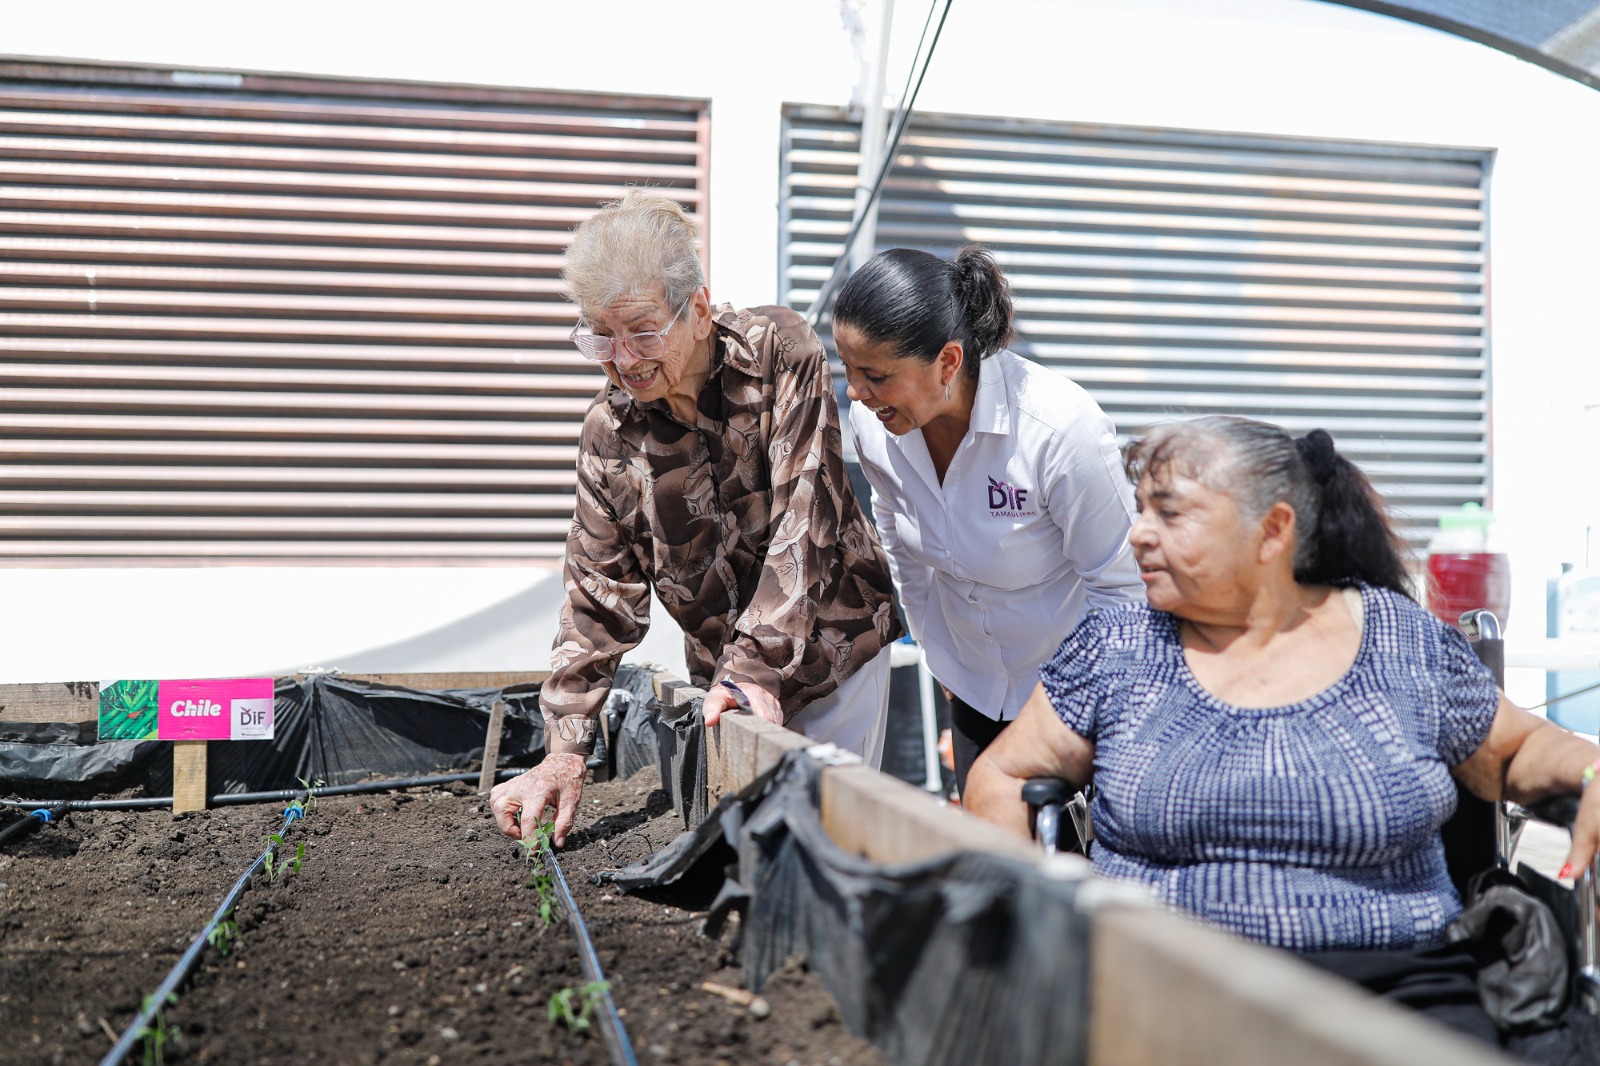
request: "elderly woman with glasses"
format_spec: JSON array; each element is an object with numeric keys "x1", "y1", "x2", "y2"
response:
[{"x1": 491, "y1": 191, "x2": 903, "y2": 847}]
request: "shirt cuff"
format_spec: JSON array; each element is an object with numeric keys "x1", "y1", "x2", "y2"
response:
[
  {"x1": 543, "y1": 710, "x2": 598, "y2": 757},
  {"x1": 716, "y1": 659, "x2": 786, "y2": 719}
]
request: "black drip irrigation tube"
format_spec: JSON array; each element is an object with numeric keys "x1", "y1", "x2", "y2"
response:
[
  {"x1": 0, "y1": 768, "x2": 526, "y2": 814},
  {"x1": 546, "y1": 840, "x2": 639, "y2": 1066},
  {"x1": 0, "y1": 804, "x2": 66, "y2": 848},
  {"x1": 99, "y1": 802, "x2": 309, "y2": 1066}
]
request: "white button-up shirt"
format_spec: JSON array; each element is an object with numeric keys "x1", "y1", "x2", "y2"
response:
[{"x1": 850, "y1": 350, "x2": 1144, "y2": 720}]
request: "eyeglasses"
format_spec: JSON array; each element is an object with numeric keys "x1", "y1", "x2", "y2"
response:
[{"x1": 569, "y1": 296, "x2": 692, "y2": 362}]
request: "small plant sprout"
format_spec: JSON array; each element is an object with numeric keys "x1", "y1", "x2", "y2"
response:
[
  {"x1": 296, "y1": 776, "x2": 327, "y2": 813},
  {"x1": 516, "y1": 823, "x2": 559, "y2": 927},
  {"x1": 262, "y1": 832, "x2": 308, "y2": 881},
  {"x1": 515, "y1": 819, "x2": 554, "y2": 863},
  {"x1": 207, "y1": 913, "x2": 240, "y2": 956},
  {"x1": 547, "y1": 980, "x2": 609, "y2": 1033},
  {"x1": 263, "y1": 832, "x2": 284, "y2": 880},
  {"x1": 137, "y1": 991, "x2": 180, "y2": 1066}
]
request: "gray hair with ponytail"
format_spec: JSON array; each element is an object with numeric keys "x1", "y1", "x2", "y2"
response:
[{"x1": 1124, "y1": 415, "x2": 1413, "y2": 598}]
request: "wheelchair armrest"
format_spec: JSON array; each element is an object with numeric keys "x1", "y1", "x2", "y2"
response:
[
  {"x1": 1022, "y1": 777, "x2": 1073, "y2": 808},
  {"x1": 1512, "y1": 795, "x2": 1582, "y2": 830}
]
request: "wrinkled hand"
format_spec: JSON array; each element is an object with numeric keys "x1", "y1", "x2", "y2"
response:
[
  {"x1": 701, "y1": 682, "x2": 783, "y2": 727},
  {"x1": 489, "y1": 753, "x2": 587, "y2": 848}
]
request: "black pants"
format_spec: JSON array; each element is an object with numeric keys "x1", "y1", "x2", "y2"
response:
[
  {"x1": 950, "y1": 694, "x2": 1008, "y2": 799},
  {"x1": 1297, "y1": 942, "x2": 1499, "y2": 1047},
  {"x1": 1297, "y1": 942, "x2": 1600, "y2": 1064}
]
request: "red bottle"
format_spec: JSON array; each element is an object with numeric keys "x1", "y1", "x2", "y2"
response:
[{"x1": 1426, "y1": 503, "x2": 1510, "y2": 631}]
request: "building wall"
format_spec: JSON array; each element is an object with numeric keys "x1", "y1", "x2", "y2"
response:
[{"x1": 5, "y1": 0, "x2": 1599, "y2": 702}]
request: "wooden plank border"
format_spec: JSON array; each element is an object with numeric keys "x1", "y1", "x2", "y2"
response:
[
  {"x1": 0, "y1": 671, "x2": 550, "y2": 726},
  {"x1": 1089, "y1": 904, "x2": 1509, "y2": 1066},
  {"x1": 0, "y1": 681, "x2": 100, "y2": 724}
]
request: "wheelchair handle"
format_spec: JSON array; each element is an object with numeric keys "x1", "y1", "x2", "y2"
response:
[
  {"x1": 1517, "y1": 794, "x2": 1582, "y2": 830},
  {"x1": 1457, "y1": 609, "x2": 1501, "y2": 643},
  {"x1": 1022, "y1": 778, "x2": 1073, "y2": 808}
]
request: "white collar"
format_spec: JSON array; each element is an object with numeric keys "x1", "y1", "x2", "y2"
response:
[{"x1": 969, "y1": 351, "x2": 1011, "y2": 437}]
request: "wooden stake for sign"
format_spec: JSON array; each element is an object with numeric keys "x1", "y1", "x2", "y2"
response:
[
  {"x1": 478, "y1": 700, "x2": 507, "y2": 795},
  {"x1": 172, "y1": 741, "x2": 208, "y2": 814}
]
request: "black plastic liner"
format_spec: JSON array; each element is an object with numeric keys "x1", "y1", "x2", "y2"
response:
[
  {"x1": 1, "y1": 664, "x2": 680, "y2": 801},
  {"x1": 601, "y1": 753, "x2": 1091, "y2": 1066},
  {"x1": 0, "y1": 721, "x2": 164, "y2": 797},
  {"x1": 610, "y1": 664, "x2": 664, "y2": 782},
  {"x1": 650, "y1": 677, "x2": 709, "y2": 827},
  {"x1": 2, "y1": 674, "x2": 547, "y2": 799}
]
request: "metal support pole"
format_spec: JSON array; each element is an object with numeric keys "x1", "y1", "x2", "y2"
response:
[
  {"x1": 1581, "y1": 857, "x2": 1600, "y2": 1013},
  {"x1": 918, "y1": 650, "x2": 940, "y2": 792},
  {"x1": 851, "y1": 0, "x2": 895, "y2": 272}
]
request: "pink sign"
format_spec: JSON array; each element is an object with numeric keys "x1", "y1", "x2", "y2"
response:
[{"x1": 156, "y1": 679, "x2": 275, "y2": 741}]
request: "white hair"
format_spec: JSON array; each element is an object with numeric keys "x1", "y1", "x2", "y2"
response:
[{"x1": 562, "y1": 189, "x2": 705, "y2": 315}]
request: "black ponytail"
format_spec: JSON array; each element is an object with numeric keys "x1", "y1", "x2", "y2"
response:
[
  {"x1": 834, "y1": 244, "x2": 1014, "y2": 381},
  {"x1": 1292, "y1": 430, "x2": 1412, "y2": 598}
]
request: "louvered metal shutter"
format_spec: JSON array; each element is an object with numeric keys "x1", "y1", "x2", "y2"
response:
[
  {"x1": 0, "y1": 62, "x2": 709, "y2": 562},
  {"x1": 781, "y1": 105, "x2": 1489, "y2": 548}
]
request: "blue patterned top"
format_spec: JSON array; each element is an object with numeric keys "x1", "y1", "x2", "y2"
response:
[{"x1": 1041, "y1": 585, "x2": 1499, "y2": 951}]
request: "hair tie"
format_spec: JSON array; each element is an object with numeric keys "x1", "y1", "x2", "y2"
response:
[{"x1": 1296, "y1": 429, "x2": 1339, "y2": 485}]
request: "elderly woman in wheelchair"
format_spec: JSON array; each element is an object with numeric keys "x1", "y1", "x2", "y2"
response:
[{"x1": 966, "y1": 415, "x2": 1600, "y2": 1056}]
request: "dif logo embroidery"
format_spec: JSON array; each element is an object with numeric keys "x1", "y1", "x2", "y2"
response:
[{"x1": 987, "y1": 477, "x2": 1038, "y2": 517}]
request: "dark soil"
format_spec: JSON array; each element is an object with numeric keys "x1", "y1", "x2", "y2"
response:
[{"x1": 0, "y1": 767, "x2": 884, "y2": 1066}]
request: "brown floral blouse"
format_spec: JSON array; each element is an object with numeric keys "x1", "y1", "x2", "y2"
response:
[{"x1": 540, "y1": 304, "x2": 904, "y2": 755}]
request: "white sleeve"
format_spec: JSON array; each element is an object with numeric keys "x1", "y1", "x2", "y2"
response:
[{"x1": 1047, "y1": 414, "x2": 1144, "y2": 613}]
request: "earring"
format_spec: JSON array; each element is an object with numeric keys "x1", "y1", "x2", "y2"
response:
[{"x1": 944, "y1": 380, "x2": 952, "y2": 402}]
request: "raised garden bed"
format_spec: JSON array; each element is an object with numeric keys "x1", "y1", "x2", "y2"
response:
[{"x1": 0, "y1": 767, "x2": 883, "y2": 1066}]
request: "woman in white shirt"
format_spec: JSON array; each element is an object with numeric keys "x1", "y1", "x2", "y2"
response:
[{"x1": 835, "y1": 245, "x2": 1144, "y2": 796}]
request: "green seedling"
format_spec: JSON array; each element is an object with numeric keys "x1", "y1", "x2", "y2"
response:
[
  {"x1": 517, "y1": 825, "x2": 560, "y2": 926},
  {"x1": 547, "y1": 980, "x2": 609, "y2": 1033},
  {"x1": 532, "y1": 820, "x2": 555, "y2": 852},
  {"x1": 263, "y1": 832, "x2": 307, "y2": 881},
  {"x1": 136, "y1": 991, "x2": 179, "y2": 1066},
  {"x1": 263, "y1": 832, "x2": 286, "y2": 880},
  {"x1": 207, "y1": 914, "x2": 240, "y2": 957},
  {"x1": 263, "y1": 832, "x2": 282, "y2": 880},
  {"x1": 515, "y1": 825, "x2": 554, "y2": 866},
  {"x1": 296, "y1": 777, "x2": 327, "y2": 813}
]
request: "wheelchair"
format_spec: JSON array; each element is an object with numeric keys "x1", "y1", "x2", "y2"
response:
[{"x1": 1024, "y1": 607, "x2": 1600, "y2": 1014}]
